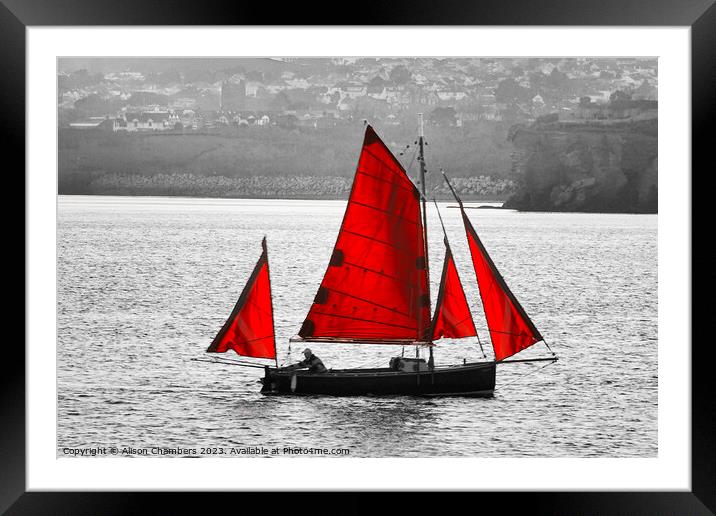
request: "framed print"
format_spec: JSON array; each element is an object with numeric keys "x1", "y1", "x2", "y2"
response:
[{"x1": 7, "y1": 0, "x2": 716, "y2": 513}]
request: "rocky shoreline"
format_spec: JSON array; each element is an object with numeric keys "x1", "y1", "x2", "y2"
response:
[{"x1": 60, "y1": 172, "x2": 514, "y2": 201}]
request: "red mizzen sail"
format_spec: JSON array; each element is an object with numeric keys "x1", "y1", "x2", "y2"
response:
[
  {"x1": 461, "y1": 211, "x2": 542, "y2": 361},
  {"x1": 431, "y1": 240, "x2": 477, "y2": 341},
  {"x1": 207, "y1": 238, "x2": 276, "y2": 359},
  {"x1": 298, "y1": 125, "x2": 431, "y2": 343}
]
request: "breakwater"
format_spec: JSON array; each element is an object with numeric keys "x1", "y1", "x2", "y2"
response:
[{"x1": 63, "y1": 172, "x2": 515, "y2": 200}]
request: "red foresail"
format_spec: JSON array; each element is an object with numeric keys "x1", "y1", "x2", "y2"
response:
[
  {"x1": 431, "y1": 240, "x2": 477, "y2": 341},
  {"x1": 299, "y1": 125, "x2": 431, "y2": 343},
  {"x1": 461, "y1": 211, "x2": 542, "y2": 361},
  {"x1": 207, "y1": 238, "x2": 276, "y2": 359}
]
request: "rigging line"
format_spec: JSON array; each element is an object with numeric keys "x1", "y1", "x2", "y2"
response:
[
  {"x1": 458, "y1": 308, "x2": 488, "y2": 358},
  {"x1": 542, "y1": 339, "x2": 557, "y2": 356},
  {"x1": 475, "y1": 335, "x2": 487, "y2": 359},
  {"x1": 361, "y1": 146, "x2": 411, "y2": 179},
  {"x1": 348, "y1": 199, "x2": 421, "y2": 226},
  {"x1": 191, "y1": 358, "x2": 267, "y2": 369},
  {"x1": 431, "y1": 198, "x2": 449, "y2": 238},
  {"x1": 215, "y1": 334, "x2": 274, "y2": 345},
  {"x1": 341, "y1": 260, "x2": 421, "y2": 288},
  {"x1": 397, "y1": 122, "x2": 421, "y2": 175},
  {"x1": 340, "y1": 228, "x2": 419, "y2": 256},
  {"x1": 405, "y1": 143, "x2": 419, "y2": 175},
  {"x1": 320, "y1": 287, "x2": 414, "y2": 319},
  {"x1": 291, "y1": 336, "x2": 419, "y2": 344},
  {"x1": 205, "y1": 357, "x2": 273, "y2": 368},
  {"x1": 441, "y1": 169, "x2": 464, "y2": 207},
  {"x1": 495, "y1": 359, "x2": 557, "y2": 391},
  {"x1": 356, "y1": 169, "x2": 416, "y2": 193},
  {"x1": 308, "y1": 310, "x2": 418, "y2": 331},
  {"x1": 264, "y1": 236, "x2": 278, "y2": 368},
  {"x1": 481, "y1": 327, "x2": 533, "y2": 337},
  {"x1": 206, "y1": 355, "x2": 272, "y2": 365},
  {"x1": 467, "y1": 309, "x2": 488, "y2": 357},
  {"x1": 449, "y1": 314, "x2": 477, "y2": 329}
]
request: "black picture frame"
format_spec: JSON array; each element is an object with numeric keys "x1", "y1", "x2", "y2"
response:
[{"x1": 6, "y1": 0, "x2": 714, "y2": 513}]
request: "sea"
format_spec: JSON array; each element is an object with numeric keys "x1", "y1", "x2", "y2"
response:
[{"x1": 57, "y1": 195, "x2": 657, "y2": 458}]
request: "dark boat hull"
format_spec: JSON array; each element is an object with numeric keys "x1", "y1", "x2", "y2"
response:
[{"x1": 260, "y1": 361, "x2": 496, "y2": 397}]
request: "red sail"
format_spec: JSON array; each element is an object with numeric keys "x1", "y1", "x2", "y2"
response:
[
  {"x1": 431, "y1": 240, "x2": 477, "y2": 340},
  {"x1": 461, "y1": 211, "x2": 543, "y2": 361},
  {"x1": 299, "y1": 125, "x2": 431, "y2": 342},
  {"x1": 207, "y1": 238, "x2": 276, "y2": 359}
]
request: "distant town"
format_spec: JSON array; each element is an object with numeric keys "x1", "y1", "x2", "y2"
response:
[{"x1": 59, "y1": 57, "x2": 657, "y2": 132}]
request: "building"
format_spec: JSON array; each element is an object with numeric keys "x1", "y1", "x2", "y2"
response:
[
  {"x1": 437, "y1": 90, "x2": 468, "y2": 103},
  {"x1": 119, "y1": 110, "x2": 180, "y2": 131},
  {"x1": 337, "y1": 82, "x2": 367, "y2": 99}
]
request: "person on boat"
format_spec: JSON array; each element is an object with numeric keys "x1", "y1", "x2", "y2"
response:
[{"x1": 283, "y1": 348, "x2": 327, "y2": 373}]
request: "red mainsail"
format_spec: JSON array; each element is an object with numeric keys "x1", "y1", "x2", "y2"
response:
[
  {"x1": 207, "y1": 238, "x2": 276, "y2": 359},
  {"x1": 431, "y1": 240, "x2": 477, "y2": 341},
  {"x1": 298, "y1": 125, "x2": 431, "y2": 343},
  {"x1": 461, "y1": 211, "x2": 543, "y2": 361}
]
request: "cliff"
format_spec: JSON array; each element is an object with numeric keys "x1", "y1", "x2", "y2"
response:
[{"x1": 504, "y1": 116, "x2": 657, "y2": 213}]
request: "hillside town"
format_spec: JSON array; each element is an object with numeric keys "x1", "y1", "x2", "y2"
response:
[
  {"x1": 58, "y1": 57, "x2": 658, "y2": 208},
  {"x1": 59, "y1": 57, "x2": 657, "y2": 132}
]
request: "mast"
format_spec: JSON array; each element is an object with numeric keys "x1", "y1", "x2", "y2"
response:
[
  {"x1": 263, "y1": 237, "x2": 279, "y2": 369},
  {"x1": 417, "y1": 113, "x2": 433, "y2": 364}
]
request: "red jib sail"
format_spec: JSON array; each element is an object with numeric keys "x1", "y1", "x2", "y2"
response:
[
  {"x1": 298, "y1": 125, "x2": 431, "y2": 342},
  {"x1": 461, "y1": 211, "x2": 543, "y2": 361},
  {"x1": 431, "y1": 240, "x2": 477, "y2": 341},
  {"x1": 207, "y1": 238, "x2": 276, "y2": 359}
]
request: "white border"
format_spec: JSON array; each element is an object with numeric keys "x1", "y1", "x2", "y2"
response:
[{"x1": 28, "y1": 27, "x2": 690, "y2": 490}]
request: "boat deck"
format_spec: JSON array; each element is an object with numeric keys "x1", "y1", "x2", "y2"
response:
[
  {"x1": 268, "y1": 361, "x2": 494, "y2": 377},
  {"x1": 261, "y1": 361, "x2": 497, "y2": 397}
]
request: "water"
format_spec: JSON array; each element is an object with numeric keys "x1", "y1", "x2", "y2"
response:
[{"x1": 57, "y1": 196, "x2": 657, "y2": 457}]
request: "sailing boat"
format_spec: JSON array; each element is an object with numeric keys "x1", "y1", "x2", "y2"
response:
[{"x1": 207, "y1": 121, "x2": 556, "y2": 397}]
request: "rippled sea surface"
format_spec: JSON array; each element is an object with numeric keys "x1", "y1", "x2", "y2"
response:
[{"x1": 57, "y1": 195, "x2": 657, "y2": 457}]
